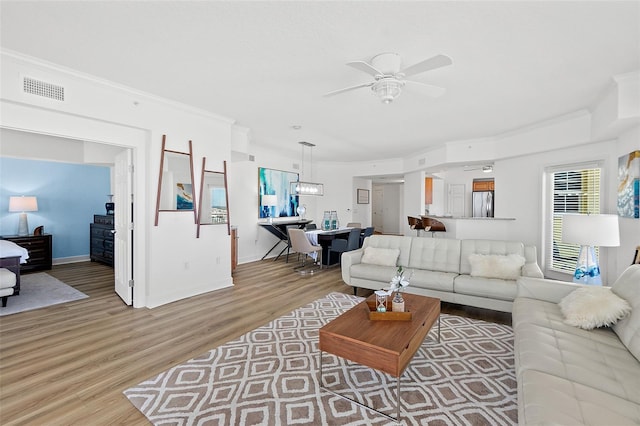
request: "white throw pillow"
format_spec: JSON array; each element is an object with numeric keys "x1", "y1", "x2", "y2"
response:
[
  {"x1": 468, "y1": 254, "x2": 526, "y2": 280},
  {"x1": 559, "y1": 287, "x2": 632, "y2": 330},
  {"x1": 361, "y1": 247, "x2": 400, "y2": 267}
]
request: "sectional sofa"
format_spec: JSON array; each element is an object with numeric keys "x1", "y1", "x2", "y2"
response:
[
  {"x1": 513, "y1": 265, "x2": 640, "y2": 424},
  {"x1": 341, "y1": 234, "x2": 543, "y2": 313}
]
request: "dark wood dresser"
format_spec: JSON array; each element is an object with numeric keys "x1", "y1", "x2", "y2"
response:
[
  {"x1": 1, "y1": 234, "x2": 53, "y2": 272},
  {"x1": 90, "y1": 214, "x2": 114, "y2": 266}
]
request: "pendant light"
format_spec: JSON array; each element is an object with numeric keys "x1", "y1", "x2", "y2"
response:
[{"x1": 291, "y1": 141, "x2": 324, "y2": 196}]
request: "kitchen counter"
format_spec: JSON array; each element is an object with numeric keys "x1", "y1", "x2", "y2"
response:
[
  {"x1": 426, "y1": 216, "x2": 515, "y2": 221},
  {"x1": 421, "y1": 215, "x2": 516, "y2": 240}
]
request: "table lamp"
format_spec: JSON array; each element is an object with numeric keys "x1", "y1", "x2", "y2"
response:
[
  {"x1": 262, "y1": 194, "x2": 278, "y2": 224},
  {"x1": 8, "y1": 196, "x2": 39, "y2": 236},
  {"x1": 562, "y1": 213, "x2": 620, "y2": 285}
]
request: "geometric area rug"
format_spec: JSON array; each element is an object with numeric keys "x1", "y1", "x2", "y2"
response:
[
  {"x1": 0, "y1": 272, "x2": 88, "y2": 316},
  {"x1": 124, "y1": 292, "x2": 517, "y2": 425}
]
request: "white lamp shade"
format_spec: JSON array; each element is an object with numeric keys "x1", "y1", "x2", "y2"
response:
[
  {"x1": 562, "y1": 214, "x2": 620, "y2": 247},
  {"x1": 8, "y1": 196, "x2": 38, "y2": 212},
  {"x1": 261, "y1": 194, "x2": 278, "y2": 207}
]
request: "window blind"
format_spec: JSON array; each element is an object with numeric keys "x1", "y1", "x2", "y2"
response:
[{"x1": 549, "y1": 167, "x2": 601, "y2": 274}]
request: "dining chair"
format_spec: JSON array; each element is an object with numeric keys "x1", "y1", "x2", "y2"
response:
[
  {"x1": 360, "y1": 226, "x2": 374, "y2": 247},
  {"x1": 288, "y1": 228, "x2": 322, "y2": 273},
  {"x1": 328, "y1": 228, "x2": 361, "y2": 265},
  {"x1": 284, "y1": 224, "x2": 300, "y2": 262}
]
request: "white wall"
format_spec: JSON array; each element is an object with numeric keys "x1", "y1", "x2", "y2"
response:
[
  {"x1": 351, "y1": 177, "x2": 372, "y2": 227},
  {"x1": 1, "y1": 50, "x2": 235, "y2": 308},
  {"x1": 227, "y1": 144, "x2": 302, "y2": 264},
  {"x1": 497, "y1": 139, "x2": 623, "y2": 281},
  {"x1": 429, "y1": 176, "x2": 446, "y2": 216},
  {"x1": 402, "y1": 171, "x2": 423, "y2": 235}
]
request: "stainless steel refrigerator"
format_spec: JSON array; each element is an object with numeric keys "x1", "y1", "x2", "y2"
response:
[{"x1": 472, "y1": 191, "x2": 494, "y2": 217}]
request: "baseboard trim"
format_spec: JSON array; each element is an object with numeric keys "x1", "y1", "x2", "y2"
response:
[{"x1": 53, "y1": 255, "x2": 90, "y2": 265}]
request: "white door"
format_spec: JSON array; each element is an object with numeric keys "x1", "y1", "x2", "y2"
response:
[
  {"x1": 449, "y1": 184, "x2": 466, "y2": 217},
  {"x1": 383, "y1": 184, "x2": 401, "y2": 234},
  {"x1": 372, "y1": 187, "x2": 384, "y2": 232},
  {"x1": 114, "y1": 149, "x2": 133, "y2": 305}
]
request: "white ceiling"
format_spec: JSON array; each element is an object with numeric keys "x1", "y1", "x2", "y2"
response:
[{"x1": 1, "y1": 1, "x2": 638, "y2": 162}]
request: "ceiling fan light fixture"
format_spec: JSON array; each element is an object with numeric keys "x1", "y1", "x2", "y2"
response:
[{"x1": 373, "y1": 79, "x2": 404, "y2": 104}]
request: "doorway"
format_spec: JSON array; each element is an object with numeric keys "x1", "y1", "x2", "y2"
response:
[
  {"x1": 0, "y1": 128, "x2": 136, "y2": 306},
  {"x1": 371, "y1": 183, "x2": 402, "y2": 234}
]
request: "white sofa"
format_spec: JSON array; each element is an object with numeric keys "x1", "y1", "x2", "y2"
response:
[
  {"x1": 513, "y1": 265, "x2": 640, "y2": 425},
  {"x1": 341, "y1": 234, "x2": 543, "y2": 313}
]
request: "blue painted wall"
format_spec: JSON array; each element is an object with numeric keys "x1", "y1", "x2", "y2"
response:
[{"x1": 0, "y1": 157, "x2": 110, "y2": 260}]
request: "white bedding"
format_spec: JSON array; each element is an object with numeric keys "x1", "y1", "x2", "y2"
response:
[{"x1": 0, "y1": 240, "x2": 29, "y2": 263}]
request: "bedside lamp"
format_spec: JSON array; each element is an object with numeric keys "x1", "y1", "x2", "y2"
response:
[
  {"x1": 8, "y1": 196, "x2": 39, "y2": 236},
  {"x1": 562, "y1": 213, "x2": 620, "y2": 285}
]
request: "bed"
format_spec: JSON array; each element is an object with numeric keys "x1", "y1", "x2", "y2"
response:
[{"x1": 0, "y1": 240, "x2": 30, "y2": 295}]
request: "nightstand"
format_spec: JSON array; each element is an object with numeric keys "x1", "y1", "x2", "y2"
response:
[{"x1": 1, "y1": 234, "x2": 53, "y2": 272}]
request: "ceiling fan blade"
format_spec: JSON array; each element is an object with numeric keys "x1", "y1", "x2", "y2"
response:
[
  {"x1": 399, "y1": 54, "x2": 452, "y2": 78},
  {"x1": 323, "y1": 82, "x2": 374, "y2": 97},
  {"x1": 404, "y1": 80, "x2": 446, "y2": 98},
  {"x1": 346, "y1": 61, "x2": 385, "y2": 77}
]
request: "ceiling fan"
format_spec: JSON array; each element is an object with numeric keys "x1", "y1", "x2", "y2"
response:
[{"x1": 324, "y1": 52, "x2": 452, "y2": 104}]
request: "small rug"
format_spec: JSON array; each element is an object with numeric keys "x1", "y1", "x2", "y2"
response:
[
  {"x1": 0, "y1": 272, "x2": 88, "y2": 316},
  {"x1": 124, "y1": 292, "x2": 516, "y2": 425}
]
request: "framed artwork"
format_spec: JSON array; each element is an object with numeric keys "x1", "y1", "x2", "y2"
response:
[
  {"x1": 617, "y1": 150, "x2": 640, "y2": 218},
  {"x1": 258, "y1": 167, "x2": 299, "y2": 219},
  {"x1": 357, "y1": 188, "x2": 370, "y2": 204},
  {"x1": 176, "y1": 183, "x2": 193, "y2": 210}
]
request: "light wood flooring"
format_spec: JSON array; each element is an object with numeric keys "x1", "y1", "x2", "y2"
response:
[{"x1": 0, "y1": 258, "x2": 509, "y2": 425}]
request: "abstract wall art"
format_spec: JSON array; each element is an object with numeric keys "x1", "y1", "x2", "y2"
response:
[
  {"x1": 617, "y1": 150, "x2": 640, "y2": 218},
  {"x1": 258, "y1": 167, "x2": 299, "y2": 219}
]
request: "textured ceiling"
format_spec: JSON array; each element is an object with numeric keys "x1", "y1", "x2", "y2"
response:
[{"x1": 1, "y1": 1, "x2": 638, "y2": 162}]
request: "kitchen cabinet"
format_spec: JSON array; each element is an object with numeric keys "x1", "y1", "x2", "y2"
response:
[
  {"x1": 425, "y1": 177, "x2": 433, "y2": 204},
  {"x1": 473, "y1": 180, "x2": 494, "y2": 191}
]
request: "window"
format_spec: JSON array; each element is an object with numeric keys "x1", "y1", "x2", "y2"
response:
[{"x1": 548, "y1": 165, "x2": 602, "y2": 274}]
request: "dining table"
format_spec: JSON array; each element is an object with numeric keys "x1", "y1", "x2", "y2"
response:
[{"x1": 305, "y1": 227, "x2": 354, "y2": 266}]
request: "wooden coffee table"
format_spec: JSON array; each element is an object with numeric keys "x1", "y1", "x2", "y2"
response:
[{"x1": 319, "y1": 293, "x2": 440, "y2": 421}]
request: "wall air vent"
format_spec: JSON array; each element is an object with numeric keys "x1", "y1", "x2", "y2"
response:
[{"x1": 23, "y1": 76, "x2": 65, "y2": 101}]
